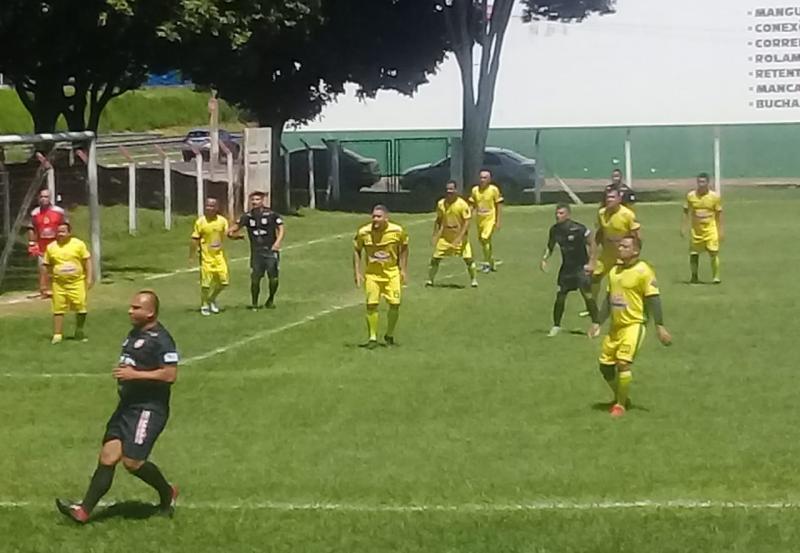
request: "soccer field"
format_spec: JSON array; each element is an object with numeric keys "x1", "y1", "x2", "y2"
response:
[{"x1": 1, "y1": 188, "x2": 799, "y2": 552}]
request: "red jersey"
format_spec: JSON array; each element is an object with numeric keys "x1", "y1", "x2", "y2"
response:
[{"x1": 30, "y1": 205, "x2": 67, "y2": 255}]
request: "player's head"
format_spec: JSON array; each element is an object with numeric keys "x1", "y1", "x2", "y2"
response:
[
  {"x1": 55, "y1": 222, "x2": 71, "y2": 243},
  {"x1": 617, "y1": 234, "x2": 641, "y2": 263},
  {"x1": 611, "y1": 169, "x2": 623, "y2": 186},
  {"x1": 605, "y1": 188, "x2": 622, "y2": 210},
  {"x1": 371, "y1": 204, "x2": 389, "y2": 229},
  {"x1": 479, "y1": 170, "x2": 492, "y2": 186},
  {"x1": 129, "y1": 289, "x2": 160, "y2": 327},
  {"x1": 445, "y1": 180, "x2": 458, "y2": 201},
  {"x1": 696, "y1": 172, "x2": 710, "y2": 192},
  {"x1": 555, "y1": 203, "x2": 571, "y2": 223},
  {"x1": 249, "y1": 191, "x2": 267, "y2": 209},
  {"x1": 38, "y1": 188, "x2": 51, "y2": 208},
  {"x1": 204, "y1": 197, "x2": 219, "y2": 217}
]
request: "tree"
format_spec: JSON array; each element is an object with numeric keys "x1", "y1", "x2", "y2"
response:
[
  {"x1": 444, "y1": 0, "x2": 615, "y2": 190},
  {"x1": 182, "y1": 0, "x2": 450, "y2": 211}
]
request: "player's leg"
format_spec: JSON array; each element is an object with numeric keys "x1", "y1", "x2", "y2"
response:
[
  {"x1": 207, "y1": 265, "x2": 229, "y2": 313},
  {"x1": 578, "y1": 275, "x2": 599, "y2": 322},
  {"x1": 479, "y1": 222, "x2": 495, "y2": 271},
  {"x1": 610, "y1": 324, "x2": 645, "y2": 416},
  {"x1": 363, "y1": 276, "x2": 381, "y2": 348},
  {"x1": 250, "y1": 255, "x2": 266, "y2": 309},
  {"x1": 612, "y1": 362, "x2": 632, "y2": 417},
  {"x1": 550, "y1": 290, "x2": 568, "y2": 336},
  {"x1": 598, "y1": 333, "x2": 619, "y2": 403},
  {"x1": 264, "y1": 253, "x2": 280, "y2": 308},
  {"x1": 72, "y1": 284, "x2": 88, "y2": 341},
  {"x1": 708, "y1": 237, "x2": 721, "y2": 284},
  {"x1": 199, "y1": 267, "x2": 212, "y2": 315},
  {"x1": 51, "y1": 283, "x2": 66, "y2": 344},
  {"x1": 427, "y1": 241, "x2": 445, "y2": 286},
  {"x1": 119, "y1": 409, "x2": 175, "y2": 513},
  {"x1": 462, "y1": 241, "x2": 478, "y2": 287},
  {"x1": 689, "y1": 253, "x2": 700, "y2": 283},
  {"x1": 384, "y1": 274, "x2": 402, "y2": 344}
]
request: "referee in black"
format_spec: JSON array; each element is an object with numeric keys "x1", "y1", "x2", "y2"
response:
[
  {"x1": 56, "y1": 290, "x2": 179, "y2": 523},
  {"x1": 602, "y1": 168, "x2": 636, "y2": 207},
  {"x1": 540, "y1": 204, "x2": 599, "y2": 337},
  {"x1": 228, "y1": 190, "x2": 285, "y2": 310}
]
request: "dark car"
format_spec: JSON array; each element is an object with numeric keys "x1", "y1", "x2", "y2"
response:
[
  {"x1": 400, "y1": 147, "x2": 536, "y2": 201},
  {"x1": 181, "y1": 129, "x2": 241, "y2": 162},
  {"x1": 285, "y1": 146, "x2": 381, "y2": 194}
]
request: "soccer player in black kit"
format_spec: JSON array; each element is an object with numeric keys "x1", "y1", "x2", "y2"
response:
[
  {"x1": 56, "y1": 290, "x2": 179, "y2": 523},
  {"x1": 228, "y1": 191, "x2": 285, "y2": 310},
  {"x1": 540, "y1": 204, "x2": 599, "y2": 337}
]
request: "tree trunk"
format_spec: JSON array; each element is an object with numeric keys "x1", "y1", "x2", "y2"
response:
[{"x1": 16, "y1": 82, "x2": 61, "y2": 134}]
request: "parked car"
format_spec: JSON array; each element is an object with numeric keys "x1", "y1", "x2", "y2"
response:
[
  {"x1": 400, "y1": 147, "x2": 536, "y2": 200},
  {"x1": 181, "y1": 129, "x2": 241, "y2": 162},
  {"x1": 284, "y1": 146, "x2": 381, "y2": 194}
]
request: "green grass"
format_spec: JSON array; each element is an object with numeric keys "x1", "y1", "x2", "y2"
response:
[
  {"x1": 0, "y1": 87, "x2": 240, "y2": 135},
  {"x1": 2, "y1": 188, "x2": 800, "y2": 551}
]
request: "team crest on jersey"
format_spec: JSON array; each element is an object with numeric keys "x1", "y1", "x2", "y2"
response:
[
  {"x1": 262, "y1": 218, "x2": 269, "y2": 225},
  {"x1": 134, "y1": 339, "x2": 146, "y2": 349},
  {"x1": 567, "y1": 235, "x2": 574, "y2": 241}
]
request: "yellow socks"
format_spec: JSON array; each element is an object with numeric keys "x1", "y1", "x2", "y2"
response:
[
  {"x1": 711, "y1": 254, "x2": 720, "y2": 281},
  {"x1": 366, "y1": 307, "x2": 379, "y2": 341},
  {"x1": 616, "y1": 370, "x2": 632, "y2": 407}
]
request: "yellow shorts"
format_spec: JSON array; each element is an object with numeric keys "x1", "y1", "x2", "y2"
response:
[
  {"x1": 477, "y1": 218, "x2": 495, "y2": 241},
  {"x1": 599, "y1": 324, "x2": 646, "y2": 365},
  {"x1": 365, "y1": 273, "x2": 402, "y2": 306},
  {"x1": 592, "y1": 255, "x2": 618, "y2": 278},
  {"x1": 52, "y1": 281, "x2": 87, "y2": 314},
  {"x1": 433, "y1": 238, "x2": 473, "y2": 260},
  {"x1": 201, "y1": 263, "x2": 229, "y2": 288},
  {"x1": 690, "y1": 234, "x2": 719, "y2": 253}
]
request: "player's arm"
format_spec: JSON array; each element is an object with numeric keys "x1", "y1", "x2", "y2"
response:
[
  {"x1": 227, "y1": 214, "x2": 247, "y2": 240},
  {"x1": 27, "y1": 221, "x2": 40, "y2": 256},
  {"x1": 431, "y1": 213, "x2": 443, "y2": 245},
  {"x1": 353, "y1": 239, "x2": 364, "y2": 287},
  {"x1": 272, "y1": 222, "x2": 285, "y2": 251},
  {"x1": 541, "y1": 227, "x2": 556, "y2": 272},
  {"x1": 189, "y1": 237, "x2": 200, "y2": 262},
  {"x1": 114, "y1": 364, "x2": 177, "y2": 383},
  {"x1": 585, "y1": 229, "x2": 597, "y2": 273},
  {"x1": 588, "y1": 295, "x2": 610, "y2": 338},
  {"x1": 680, "y1": 204, "x2": 690, "y2": 238},
  {"x1": 83, "y1": 251, "x2": 93, "y2": 288},
  {"x1": 399, "y1": 243, "x2": 409, "y2": 283},
  {"x1": 454, "y1": 214, "x2": 470, "y2": 246},
  {"x1": 645, "y1": 294, "x2": 672, "y2": 345},
  {"x1": 715, "y1": 207, "x2": 724, "y2": 241},
  {"x1": 494, "y1": 199, "x2": 503, "y2": 229}
]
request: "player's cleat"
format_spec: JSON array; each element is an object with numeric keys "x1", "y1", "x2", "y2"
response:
[
  {"x1": 264, "y1": 299, "x2": 276, "y2": 309},
  {"x1": 200, "y1": 305, "x2": 211, "y2": 316},
  {"x1": 470, "y1": 279, "x2": 479, "y2": 288},
  {"x1": 690, "y1": 276, "x2": 700, "y2": 284},
  {"x1": 425, "y1": 280, "x2": 434, "y2": 287},
  {"x1": 209, "y1": 302, "x2": 220, "y2": 314},
  {"x1": 712, "y1": 278, "x2": 721, "y2": 285},
  {"x1": 578, "y1": 311, "x2": 590, "y2": 318},
  {"x1": 51, "y1": 334, "x2": 63, "y2": 345},
  {"x1": 609, "y1": 404, "x2": 626, "y2": 418},
  {"x1": 249, "y1": 305, "x2": 259, "y2": 312},
  {"x1": 74, "y1": 330, "x2": 87, "y2": 342},
  {"x1": 159, "y1": 484, "x2": 179, "y2": 518},
  {"x1": 55, "y1": 499, "x2": 89, "y2": 524},
  {"x1": 384, "y1": 335, "x2": 396, "y2": 346},
  {"x1": 480, "y1": 264, "x2": 491, "y2": 274},
  {"x1": 360, "y1": 340, "x2": 379, "y2": 350},
  {"x1": 547, "y1": 326, "x2": 561, "y2": 337}
]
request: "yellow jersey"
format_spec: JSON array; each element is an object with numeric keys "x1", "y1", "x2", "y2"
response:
[
  {"x1": 470, "y1": 184, "x2": 503, "y2": 220},
  {"x1": 436, "y1": 197, "x2": 472, "y2": 243},
  {"x1": 684, "y1": 190, "x2": 722, "y2": 241},
  {"x1": 192, "y1": 215, "x2": 229, "y2": 265},
  {"x1": 607, "y1": 260, "x2": 660, "y2": 328},
  {"x1": 597, "y1": 205, "x2": 640, "y2": 257},
  {"x1": 354, "y1": 222, "x2": 408, "y2": 278},
  {"x1": 44, "y1": 237, "x2": 90, "y2": 285}
]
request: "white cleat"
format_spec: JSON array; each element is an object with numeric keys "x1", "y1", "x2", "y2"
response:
[
  {"x1": 209, "y1": 301, "x2": 220, "y2": 314},
  {"x1": 547, "y1": 326, "x2": 561, "y2": 337},
  {"x1": 470, "y1": 279, "x2": 479, "y2": 288},
  {"x1": 425, "y1": 280, "x2": 434, "y2": 287},
  {"x1": 200, "y1": 305, "x2": 211, "y2": 316}
]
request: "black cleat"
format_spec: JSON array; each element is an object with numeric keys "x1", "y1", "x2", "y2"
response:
[
  {"x1": 264, "y1": 299, "x2": 276, "y2": 309},
  {"x1": 384, "y1": 335, "x2": 396, "y2": 346},
  {"x1": 690, "y1": 276, "x2": 700, "y2": 284},
  {"x1": 159, "y1": 485, "x2": 179, "y2": 518},
  {"x1": 359, "y1": 340, "x2": 379, "y2": 350},
  {"x1": 55, "y1": 499, "x2": 89, "y2": 524}
]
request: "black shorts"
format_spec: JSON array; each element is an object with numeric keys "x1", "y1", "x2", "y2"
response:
[
  {"x1": 251, "y1": 251, "x2": 279, "y2": 279},
  {"x1": 103, "y1": 404, "x2": 169, "y2": 461},
  {"x1": 558, "y1": 269, "x2": 590, "y2": 293}
]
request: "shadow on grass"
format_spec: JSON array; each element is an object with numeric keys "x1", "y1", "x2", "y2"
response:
[
  {"x1": 91, "y1": 501, "x2": 162, "y2": 523},
  {"x1": 430, "y1": 283, "x2": 467, "y2": 290}
]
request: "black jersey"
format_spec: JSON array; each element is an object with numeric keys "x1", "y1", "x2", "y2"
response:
[
  {"x1": 547, "y1": 220, "x2": 591, "y2": 272},
  {"x1": 238, "y1": 208, "x2": 284, "y2": 253},
  {"x1": 603, "y1": 183, "x2": 636, "y2": 206},
  {"x1": 117, "y1": 322, "x2": 179, "y2": 410}
]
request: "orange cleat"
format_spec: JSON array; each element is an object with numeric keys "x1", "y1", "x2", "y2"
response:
[{"x1": 609, "y1": 404, "x2": 626, "y2": 418}]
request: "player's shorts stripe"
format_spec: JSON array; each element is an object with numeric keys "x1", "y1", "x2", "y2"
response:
[{"x1": 134, "y1": 410, "x2": 151, "y2": 445}]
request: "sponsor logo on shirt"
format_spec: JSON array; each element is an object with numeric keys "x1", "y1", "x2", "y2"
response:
[
  {"x1": 370, "y1": 250, "x2": 391, "y2": 263},
  {"x1": 57, "y1": 262, "x2": 78, "y2": 275},
  {"x1": 134, "y1": 339, "x2": 146, "y2": 349},
  {"x1": 610, "y1": 293, "x2": 628, "y2": 308}
]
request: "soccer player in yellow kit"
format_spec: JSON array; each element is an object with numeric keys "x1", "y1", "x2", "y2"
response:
[
  {"x1": 589, "y1": 235, "x2": 672, "y2": 418},
  {"x1": 43, "y1": 222, "x2": 93, "y2": 344},
  {"x1": 191, "y1": 198, "x2": 229, "y2": 316},
  {"x1": 590, "y1": 188, "x2": 641, "y2": 304},
  {"x1": 353, "y1": 205, "x2": 409, "y2": 349},
  {"x1": 428, "y1": 181, "x2": 479, "y2": 288},
  {"x1": 681, "y1": 172, "x2": 723, "y2": 284},
  {"x1": 469, "y1": 170, "x2": 503, "y2": 272}
]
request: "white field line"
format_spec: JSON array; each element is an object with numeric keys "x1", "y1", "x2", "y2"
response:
[
  {"x1": 2, "y1": 498, "x2": 800, "y2": 512},
  {"x1": 144, "y1": 218, "x2": 430, "y2": 282},
  {"x1": 1, "y1": 269, "x2": 466, "y2": 379}
]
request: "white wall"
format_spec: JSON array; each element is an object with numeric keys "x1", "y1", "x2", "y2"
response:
[{"x1": 303, "y1": 0, "x2": 800, "y2": 131}]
